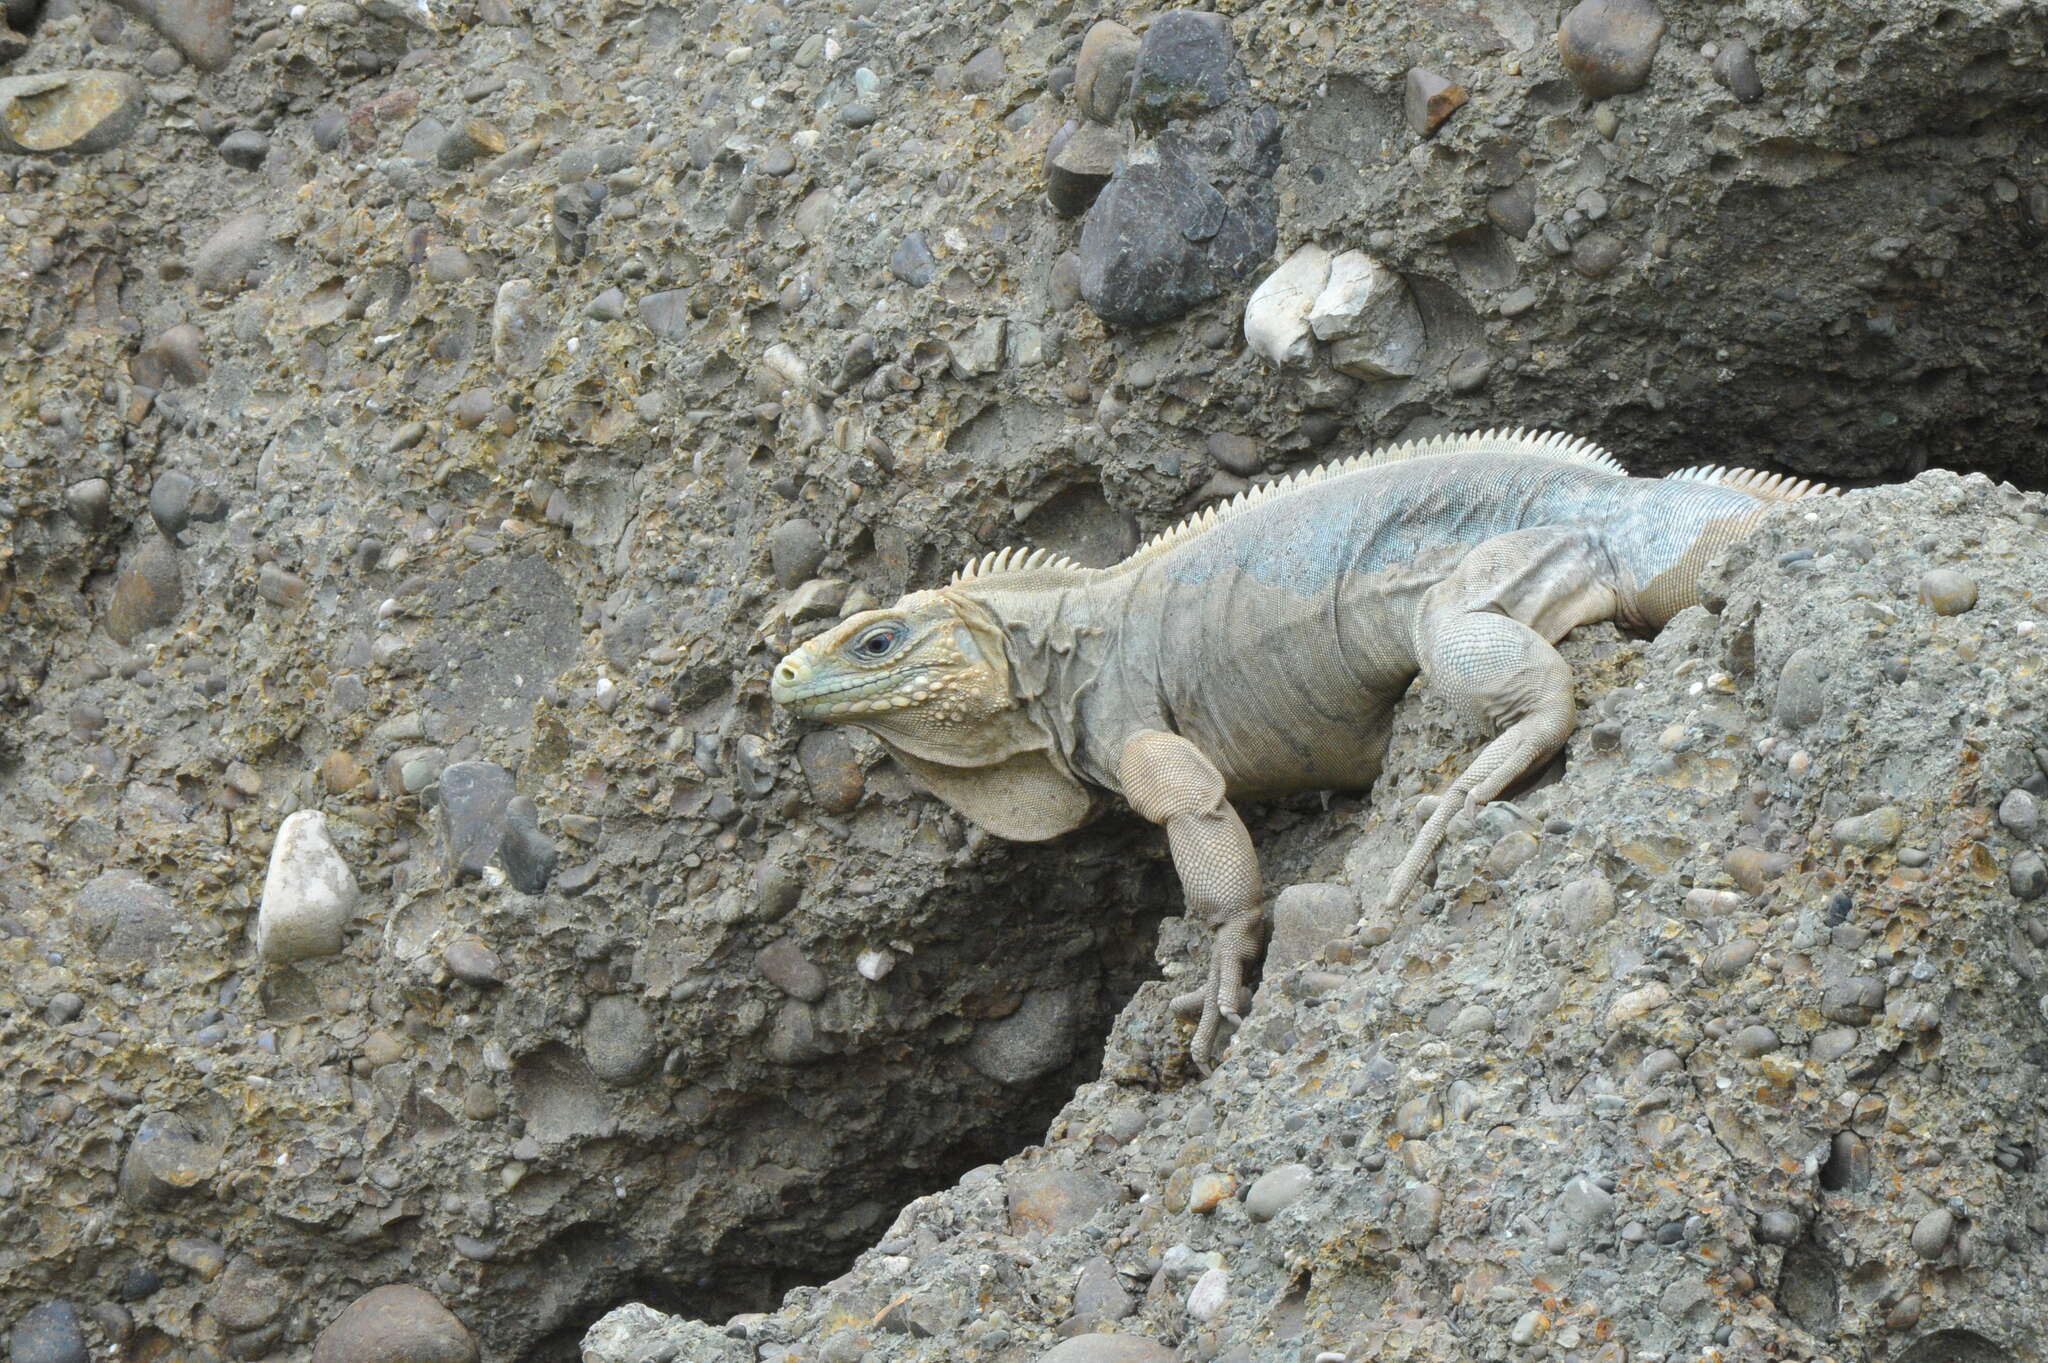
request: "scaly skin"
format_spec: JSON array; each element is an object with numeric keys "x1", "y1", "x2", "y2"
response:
[{"x1": 772, "y1": 429, "x2": 1831, "y2": 1073}]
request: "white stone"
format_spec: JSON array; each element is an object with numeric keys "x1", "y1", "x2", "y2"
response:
[
  {"x1": 857, "y1": 948, "x2": 895, "y2": 981},
  {"x1": 1311, "y1": 251, "x2": 1426, "y2": 379},
  {"x1": 1242, "y1": 243, "x2": 1331, "y2": 369},
  {"x1": 256, "y1": 810, "x2": 359, "y2": 963},
  {"x1": 1186, "y1": 1266, "x2": 1229, "y2": 1323}
]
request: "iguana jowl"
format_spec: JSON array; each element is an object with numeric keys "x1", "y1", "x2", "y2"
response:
[{"x1": 771, "y1": 430, "x2": 1829, "y2": 1070}]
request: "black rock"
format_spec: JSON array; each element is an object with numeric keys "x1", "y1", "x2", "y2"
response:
[
  {"x1": 439, "y1": 761, "x2": 517, "y2": 880},
  {"x1": 498, "y1": 798, "x2": 558, "y2": 894},
  {"x1": 1046, "y1": 121, "x2": 1123, "y2": 217},
  {"x1": 889, "y1": 232, "x2": 936, "y2": 286},
  {"x1": 148, "y1": 470, "x2": 197, "y2": 542},
  {"x1": 1077, "y1": 156, "x2": 1227, "y2": 325},
  {"x1": 9, "y1": 1301, "x2": 87, "y2": 1363},
  {"x1": 1128, "y1": 10, "x2": 1239, "y2": 135},
  {"x1": 219, "y1": 129, "x2": 269, "y2": 169}
]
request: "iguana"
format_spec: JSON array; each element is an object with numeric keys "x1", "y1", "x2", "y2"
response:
[{"x1": 770, "y1": 429, "x2": 1830, "y2": 1070}]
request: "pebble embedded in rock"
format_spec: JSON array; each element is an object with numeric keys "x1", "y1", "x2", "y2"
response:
[
  {"x1": 106, "y1": 0, "x2": 234, "y2": 70},
  {"x1": 1756, "y1": 1209, "x2": 1802, "y2": 1244},
  {"x1": 492, "y1": 278, "x2": 552, "y2": 373},
  {"x1": 439, "y1": 760, "x2": 516, "y2": 879},
  {"x1": 311, "y1": 1284, "x2": 478, "y2": 1363},
  {"x1": 1077, "y1": 159, "x2": 1231, "y2": 326},
  {"x1": 1403, "y1": 67, "x2": 1466, "y2": 137},
  {"x1": 1184, "y1": 1267, "x2": 1229, "y2": 1324},
  {"x1": 1558, "y1": 0, "x2": 1666, "y2": 98},
  {"x1": 210, "y1": 1257, "x2": 289, "y2": 1334},
  {"x1": 1187, "y1": 1170, "x2": 1235, "y2": 1213},
  {"x1": 1244, "y1": 1163, "x2": 1312, "y2": 1222},
  {"x1": 1730, "y1": 1023, "x2": 1780, "y2": 1056},
  {"x1": 118, "y1": 1111, "x2": 216, "y2": 1208},
  {"x1": 8, "y1": 1300, "x2": 87, "y2": 1363},
  {"x1": 1266, "y1": 883, "x2": 1352, "y2": 971},
  {"x1": 1070, "y1": 1256, "x2": 1134, "y2": 1326},
  {"x1": 1712, "y1": 40, "x2": 1762, "y2": 102},
  {"x1": 65, "y1": 478, "x2": 112, "y2": 528},
  {"x1": 106, "y1": 534, "x2": 183, "y2": 644},
  {"x1": 1487, "y1": 184, "x2": 1536, "y2": 239},
  {"x1": 755, "y1": 939, "x2": 827, "y2": 1002},
  {"x1": 1809, "y1": 1026, "x2": 1859, "y2": 1062},
  {"x1": 1820, "y1": 975, "x2": 1885, "y2": 1025},
  {"x1": 796, "y1": 729, "x2": 864, "y2": 814},
  {"x1": 1918, "y1": 568, "x2": 1977, "y2": 615},
  {"x1": 1007, "y1": 1167, "x2": 1119, "y2": 1235},
  {"x1": 1313, "y1": 252, "x2": 1425, "y2": 378},
  {"x1": 1128, "y1": 10, "x2": 1237, "y2": 135},
  {"x1": 583, "y1": 995, "x2": 659, "y2": 1085},
  {"x1": 1046, "y1": 121, "x2": 1124, "y2": 218},
  {"x1": 140, "y1": 323, "x2": 208, "y2": 386},
  {"x1": 1242, "y1": 243, "x2": 1329, "y2": 368},
  {"x1": 1998, "y1": 788, "x2": 2038, "y2": 837},
  {"x1": 1571, "y1": 232, "x2": 1624, "y2": 278},
  {"x1": 966, "y1": 986, "x2": 1081, "y2": 1087},
  {"x1": 1446, "y1": 347, "x2": 1492, "y2": 393},
  {"x1": 498, "y1": 797, "x2": 558, "y2": 894},
  {"x1": 1831, "y1": 805, "x2": 1904, "y2": 851},
  {"x1": 1910, "y1": 1207, "x2": 1954, "y2": 1260},
  {"x1": 218, "y1": 128, "x2": 269, "y2": 168},
  {"x1": 256, "y1": 809, "x2": 359, "y2": 963},
  {"x1": 0, "y1": 70, "x2": 146, "y2": 154},
  {"x1": 192, "y1": 210, "x2": 270, "y2": 295},
  {"x1": 1724, "y1": 846, "x2": 1793, "y2": 894},
  {"x1": 2011, "y1": 851, "x2": 2046, "y2": 901},
  {"x1": 441, "y1": 936, "x2": 502, "y2": 985},
  {"x1": 768, "y1": 519, "x2": 826, "y2": 589},
  {"x1": 637, "y1": 290, "x2": 690, "y2": 340},
  {"x1": 1074, "y1": 21, "x2": 1139, "y2": 124},
  {"x1": 149, "y1": 470, "x2": 197, "y2": 542},
  {"x1": 436, "y1": 116, "x2": 506, "y2": 170},
  {"x1": 1037, "y1": 1336, "x2": 1174, "y2": 1363},
  {"x1": 890, "y1": 232, "x2": 937, "y2": 287}
]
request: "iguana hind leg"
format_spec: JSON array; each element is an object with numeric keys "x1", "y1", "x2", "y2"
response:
[
  {"x1": 1119, "y1": 729, "x2": 1260, "y2": 1075},
  {"x1": 1379, "y1": 526, "x2": 1616, "y2": 914},
  {"x1": 1377, "y1": 611, "x2": 1575, "y2": 911}
]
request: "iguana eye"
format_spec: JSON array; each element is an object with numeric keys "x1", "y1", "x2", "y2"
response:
[{"x1": 850, "y1": 625, "x2": 903, "y2": 660}]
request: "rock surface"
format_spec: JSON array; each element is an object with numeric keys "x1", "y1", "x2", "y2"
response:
[
  {"x1": 588, "y1": 473, "x2": 2048, "y2": 1363},
  {"x1": 3, "y1": 0, "x2": 2048, "y2": 1358}
]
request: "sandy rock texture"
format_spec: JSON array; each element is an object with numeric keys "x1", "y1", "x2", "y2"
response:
[{"x1": 0, "y1": 0, "x2": 2045, "y2": 1357}]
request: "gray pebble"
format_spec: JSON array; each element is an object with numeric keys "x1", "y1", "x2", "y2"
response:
[
  {"x1": 1712, "y1": 40, "x2": 1762, "y2": 102},
  {"x1": 1910, "y1": 1207, "x2": 1954, "y2": 1260},
  {"x1": 890, "y1": 232, "x2": 936, "y2": 286},
  {"x1": 1918, "y1": 568, "x2": 1978, "y2": 615},
  {"x1": 149, "y1": 470, "x2": 197, "y2": 542},
  {"x1": 8, "y1": 1301, "x2": 87, "y2": 1363},
  {"x1": 1756, "y1": 1209, "x2": 1802, "y2": 1245},
  {"x1": 2011, "y1": 851, "x2": 2046, "y2": 901},
  {"x1": 1730, "y1": 1024, "x2": 1780, "y2": 1056},
  {"x1": 586, "y1": 287, "x2": 627, "y2": 321},
  {"x1": 1558, "y1": 0, "x2": 1666, "y2": 98},
  {"x1": 584, "y1": 995, "x2": 659, "y2": 1085},
  {"x1": 439, "y1": 761, "x2": 517, "y2": 880},
  {"x1": 219, "y1": 128, "x2": 269, "y2": 169},
  {"x1": 768, "y1": 518, "x2": 827, "y2": 589},
  {"x1": 45, "y1": 991, "x2": 83, "y2": 1025},
  {"x1": 1809, "y1": 1027, "x2": 1858, "y2": 1061},
  {"x1": 1244, "y1": 1163, "x2": 1313, "y2": 1222},
  {"x1": 1820, "y1": 976, "x2": 1885, "y2": 1025},
  {"x1": 441, "y1": 936, "x2": 502, "y2": 985},
  {"x1": 755, "y1": 940, "x2": 827, "y2": 1002},
  {"x1": 65, "y1": 478, "x2": 111, "y2": 528},
  {"x1": 1571, "y1": 233, "x2": 1624, "y2": 279},
  {"x1": 1074, "y1": 20, "x2": 1139, "y2": 124},
  {"x1": 1999, "y1": 788, "x2": 2039, "y2": 837}
]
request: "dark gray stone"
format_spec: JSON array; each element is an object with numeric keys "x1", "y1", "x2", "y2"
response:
[
  {"x1": 498, "y1": 805, "x2": 558, "y2": 895},
  {"x1": 218, "y1": 128, "x2": 269, "y2": 168},
  {"x1": 1046, "y1": 121, "x2": 1123, "y2": 217},
  {"x1": 439, "y1": 761, "x2": 516, "y2": 880},
  {"x1": 768, "y1": 518, "x2": 826, "y2": 589},
  {"x1": 149, "y1": 470, "x2": 197, "y2": 542},
  {"x1": 9, "y1": 1301, "x2": 87, "y2": 1363},
  {"x1": 890, "y1": 232, "x2": 936, "y2": 286},
  {"x1": 1712, "y1": 40, "x2": 1762, "y2": 102},
  {"x1": 1077, "y1": 158, "x2": 1225, "y2": 326},
  {"x1": 1128, "y1": 10, "x2": 1238, "y2": 135},
  {"x1": 583, "y1": 996, "x2": 659, "y2": 1085},
  {"x1": 965, "y1": 987, "x2": 1081, "y2": 1086},
  {"x1": 75, "y1": 870, "x2": 180, "y2": 965}
]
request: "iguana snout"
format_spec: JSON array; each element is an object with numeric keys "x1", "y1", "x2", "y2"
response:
[{"x1": 770, "y1": 591, "x2": 1018, "y2": 752}]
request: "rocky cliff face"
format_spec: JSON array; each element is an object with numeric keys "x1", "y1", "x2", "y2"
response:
[{"x1": 1, "y1": 0, "x2": 2046, "y2": 1359}]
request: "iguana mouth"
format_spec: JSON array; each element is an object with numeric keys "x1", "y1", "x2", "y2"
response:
[{"x1": 771, "y1": 655, "x2": 929, "y2": 715}]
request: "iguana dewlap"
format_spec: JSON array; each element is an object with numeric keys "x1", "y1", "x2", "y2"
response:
[{"x1": 771, "y1": 429, "x2": 1829, "y2": 1071}]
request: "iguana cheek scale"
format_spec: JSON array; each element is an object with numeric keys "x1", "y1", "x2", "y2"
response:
[{"x1": 771, "y1": 429, "x2": 1831, "y2": 1072}]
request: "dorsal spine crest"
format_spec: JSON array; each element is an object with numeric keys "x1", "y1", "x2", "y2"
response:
[{"x1": 950, "y1": 426, "x2": 1630, "y2": 586}]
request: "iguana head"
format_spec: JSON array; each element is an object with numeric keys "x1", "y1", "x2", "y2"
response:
[
  {"x1": 770, "y1": 588, "x2": 1095, "y2": 840},
  {"x1": 771, "y1": 590, "x2": 1023, "y2": 761}
]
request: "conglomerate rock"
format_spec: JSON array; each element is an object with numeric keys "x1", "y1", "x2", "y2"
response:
[{"x1": 1, "y1": 0, "x2": 2046, "y2": 1358}]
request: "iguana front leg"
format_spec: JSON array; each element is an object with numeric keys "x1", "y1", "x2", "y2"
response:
[{"x1": 1119, "y1": 729, "x2": 1260, "y2": 1074}]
